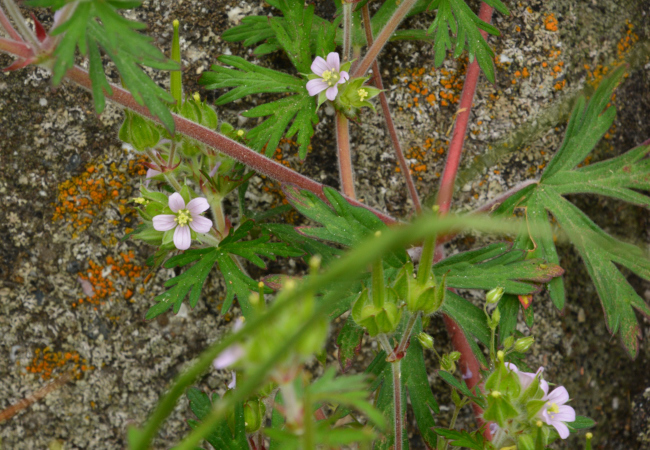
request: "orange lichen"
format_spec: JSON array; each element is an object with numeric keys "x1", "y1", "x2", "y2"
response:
[
  {"x1": 24, "y1": 348, "x2": 93, "y2": 380},
  {"x1": 52, "y1": 154, "x2": 147, "y2": 236},
  {"x1": 544, "y1": 14, "x2": 558, "y2": 32}
]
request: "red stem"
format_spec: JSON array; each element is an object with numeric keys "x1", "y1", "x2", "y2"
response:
[
  {"x1": 63, "y1": 66, "x2": 398, "y2": 225},
  {"x1": 361, "y1": 3, "x2": 422, "y2": 214},
  {"x1": 0, "y1": 36, "x2": 33, "y2": 59},
  {"x1": 436, "y1": 3, "x2": 495, "y2": 215},
  {"x1": 0, "y1": 5, "x2": 23, "y2": 42},
  {"x1": 336, "y1": 112, "x2": 356, "y2": 199},
  {"x1": 433, "y1": 2, "x2": 495, "y2": 441}
]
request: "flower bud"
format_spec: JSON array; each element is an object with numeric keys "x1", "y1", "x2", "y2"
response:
[
  {"x1": 119, "y1": 110, "x2": 160, "y2": 152},
  {"x1": 503, "y1": 335, "x2": 515, "y2": 349},
  {"x1": 417, "y1": 332, "x2": 434, "y2": 349},
  {"x1": 489, "y1": 307, "x2": 501, "y2": 330},
  {"x1": 352, "y1": 289, "x2": 402, "y2": 337},
  {"x1": 449, "y1": 351, "x2": 461, "y2": 362},
  {"x1": 486, "y1": 287, "x2": 505, "y2": 304},
  {"x1": 243, "y1": 397, "x2": 266, "y2": 433},
  {"x1": 514, "y1": 336, "x2": 535, "y2": 353}
]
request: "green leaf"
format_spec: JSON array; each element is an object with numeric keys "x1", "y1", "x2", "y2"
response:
[
  {"x1": 497, "y1": 67, "x2": 650, "y2": 357},
  {"x1": 262, "y1": 223, "x2": 342, "y2": 265},
  {"x1": 437, "y1": 370, "x2": 485, "y2": 408},
  {"x1": 186, "y1": 388, "x2": 249, "y2": 450},
  {"x1": 199, "y1": 56, "x2": 317, "y2": 159},
  {"x1": 403, "y1": 319, "x2": 439, "y2": 447},
  {"x1": 497, "y1": 294, "x2": 520, "y2": 344},
  {"x1": 427, "y1": 0, "x2": 509, "y2": 83},
  {"x1": 336, "y1": 315, "x2": 365, "y2": 372},
  {"x1": 284, "y1": 186, "x2": 408, "y2": 268},
  {"x1": 146, "y1": 248, "x2": 219, "y2": 320},
  {"x1": 441, "y1": 291, "x2": 490, "y2": 366},
  {"x1": 433, "y1": 242, "x2": 564, "y2": 298},
  {"x1": 433, "y1": 428, "x2": 488, "y2": 450},
  {"x1": 568, "y1": 416, "x2": 596, "y2": 430},
  {"x1": 34, "y1": 0, "x2": 177, "y2": 131}
]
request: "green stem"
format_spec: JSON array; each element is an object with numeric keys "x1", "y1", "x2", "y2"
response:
[
  {"x1": 417, "y1": 234, "x2": 436, "y2": 286},
  {"x1": 170, "y1": 19, "x2": 182, "y2": 106},
  {"x1": 392, "y1": 360, "x2": 403, "y2": 450},
  {"x1": 396, "y1": 312, "x2": 419, "y2": 356},
  {"x1": 441, "y1": 397, "x2": 466, "y2": 450},
  {"x1": 371, "y1": 258, "x2": 385, "y2": 308}
]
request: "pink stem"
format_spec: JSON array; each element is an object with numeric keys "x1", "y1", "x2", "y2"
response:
[
  {"x1": 433, "y1": 2, "x2": 495, "y2": 441},
  {"x1": 64, "y1": 66, "x2": 398, "y2": 225},
  {"x1": 0, "y1": 4, "x2": 23, "y2": 42},
  {"x1": 0, "y1": 36, "x2": 33, "y2": 59},
  {"x1": 361, "y1": 3, "x2": 422, "y2": 213},
  {"x1": 336, "y1": 112, "x2": 356, "y2": 199}
]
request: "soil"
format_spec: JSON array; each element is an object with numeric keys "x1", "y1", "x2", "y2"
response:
[{"x1": 0, "y1": 0, "x2": 649, "y2": 449}]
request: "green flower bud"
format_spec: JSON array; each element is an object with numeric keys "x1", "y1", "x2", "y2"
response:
[
  {"x1": 243, "y1": 397, "x2": 266, "y2": 433},
  {"x1": 514, "y1": 336, "x2": 535, "y2": 353},
  {"x1": 441, "y1": 354, "x2": 456, "y2": 372},
  {"x1": 489, "y1": 307, "x2": 501, "y2": 330},
  {"x1": 483, "y1": 392, "x2": 519, "y2": 428},
  {"x1": 352, "y1": 288, "x2": 402, "y2": 336},
  {"x1": 486, "y1": 287, "x2": 505, "y2": 304},
  {"x1": 503, "y1": 335, "x2": 515, "y2": 349},
  {"x1": 417, "y1": 332, "x2": 434, "y2": 349},
  {"x1": 119, "y1": 110, "x2": 160, "y2": 151}
]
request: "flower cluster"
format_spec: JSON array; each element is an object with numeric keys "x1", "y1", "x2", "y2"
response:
[{"x1": 484, "y1": 354, "x2": 577, "y2": 449}]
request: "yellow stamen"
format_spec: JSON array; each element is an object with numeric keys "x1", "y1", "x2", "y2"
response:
[
  {"x1": 358, "y1": 88, "x2": 368, "y2": 101},
  {"x1": 175, "y1": 209, "x2": 193, "y2": 226},
  {"x1": 548, "y1": 402, "x2": 560, "y2": 414},
  {"x1": 321, "y1": 69, "x2": 340, "y2": 86}
]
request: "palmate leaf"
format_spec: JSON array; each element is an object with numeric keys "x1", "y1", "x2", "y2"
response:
[
  {"x1": 199, "y1": 56, "x2": 317, "y2": 159},
  {"x1": 427, "y1": 0, "x2": 509, "y2": 84},
  {"x1": 145, "y1": 220, "x2": 303, "y2": 320},
  {"x1": 495, "y1": 66, "x2": 650, "y2": 357},
  {"x1": 28, "y1": 0, "x2": 177, "y2": 131},
  {"x1": 283, "y1": 186, "x2": 409, "y2": 268},
  {"x1": 186, "y1": 388, "x2": 249, "y2": 450}
]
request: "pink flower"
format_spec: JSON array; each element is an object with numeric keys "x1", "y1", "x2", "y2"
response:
[
  {"x1": 539, "y1": 386, "x2": 576, "y2": 439},
  {"x1": 505, "y1": 362, "x2": 549, "y2": 393},
  {"x1": 306, "y1": 52, "x2": 350, "y2": 101},
  {"x1": 213, "y1": 318, "x2": 246, "y2": 370},
  {"x1": 152, "y1": 193, "x2": 213, "y2": 250}
]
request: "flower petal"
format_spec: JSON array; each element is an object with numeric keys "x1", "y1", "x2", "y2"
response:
[
  {"x1": 552, "y1": 420, "x2": 570, "y2": 439},
  {"x1": 213, "y1": 345, "x2": 245, "y2": 369},
  {"x1": 311, "y1": 56, "x2": 329, "y2": 76},
  {"x1": 326, "y1": 86, "x2": 338, "y2": 101},
  {"x1": 187, "y1": 197, "x2": 210, "y2": 215},
  {"x1": 190, "y1": 215, "x2": 213, "y2": 234},
  {"x1": 152, "y1": 214, "x2": 177, "y2": 231},
  {"x1": 168, "y1": 192, "x2": 185, "y2": 212},
  {"x1": 307, "y1": 79, "x2": 329, "y2": 97},
  {"x1": 173, "y1": 225, "x2": 191, "y2": 250},
  {"x1": 146, "y1": 168, "x2": 161, "y2": 178},
  {"x1": 338, "y1": 70, "x2": 350, "y2": 84},
  {"x1": 553, "y1": 405, "x2": 576, "y2": 422},
  {"x1": 546, "y1": 386, "x2": 570, "y2": 405},
  {"x1": 326, "y1": 52, "x2": 340, "y2": 71}
]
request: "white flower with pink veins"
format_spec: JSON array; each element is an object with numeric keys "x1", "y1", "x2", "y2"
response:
[
  {"x1": 152, "y1": 193, "x2": 213, "y2": 250},
  {"x1": 306, "y1": 52, "x2": 350, "y2": 101}
]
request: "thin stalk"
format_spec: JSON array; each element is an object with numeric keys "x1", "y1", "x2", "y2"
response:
[
  {"x1": 212, "y1": 198, "x2": 227, "y2": 234},
  {"x1": 342, "y1": 2, "x2": 352, "y2": 62},
  {"x1": 0, "y1": 4, "x2": 22, "y2": 41},
  {"x1": 377, "y1": 334, "x2": 394, "y2": 358},
  {"x1": 435, "y1": 3, "x2": 495, "y2": 214},
  {"x1": 361, "y1": 3, "x2": 422, "y2": 213},
  {"x1": 280, "y1": 381, "x2": 301, "y2": 427},
  {"x1": 145, "y1": 147, "x2": 182, "y2": 191},
  {"x1": 1, "y1": 0, "x2": 38, "y2": 48},
  {"x1": 395, "y1": 311, "x2": 419, "y2": 357},
  {"x1": 302, "y1": 388, "x2": 315, "y2": 450},
  {"x1": 63, "y1": 66, "x2": 399, "y2": 225},
  {"x1": 441, "y1": 397, "x2": 466, "y2": 450},
  {"x1": 392, "y1": 360, "x2": 403, "y2": 450},
  {"x1": 371, "y1": 258, "x2": 385, "y2": 308},
  {"x1": 335, "y1": 112, "x2": 356, "y2": 199},
  {"x1": 351, "y1": 0, "x2": 419, "y2": 78}
]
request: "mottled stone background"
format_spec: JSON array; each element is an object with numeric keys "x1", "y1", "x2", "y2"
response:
[{"x1": 1, "y1": 0, "x2": 649, "y2": 448}]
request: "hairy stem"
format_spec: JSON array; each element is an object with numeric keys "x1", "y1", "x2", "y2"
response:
[
  {"x1": 0, "y1": 4, "x2": 22, "y2": 41},
  {"x1": 434, "y1": 3, "x2": 495, "y2": 441},
  {"x1": 1, "y1": 0, "x2": 37, "y2": 48},
  {"x1": 63, "y1": 66, "x2": 398, "y2": 225},
  {"x1": 361, "y1": 3, "x2": 422, "y2": 213},
  {"x1": 342, "y1": 2, "x2": 352, "y2": 62},
  {"x1": 392, "y1": 360, "x2": 403, "y2": 450},
  {"x1": 351, "y1": 0, "x2": 419, "y2": 78},
  {"x1": 335, "y1": 112, "x2": 356, "y2": 199},
  {"x1": 395, "y1": 311, "x2": 419, "y2": 358},
  {"x1": 0, "y1": 36, "x2": 32, "y2": 58},
  {"x1": 416, "y1": 234, "x2": 436, "y2": 286}
]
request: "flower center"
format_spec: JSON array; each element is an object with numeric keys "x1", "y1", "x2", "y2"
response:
[
  {"x1": 322, "y1": 69, "x2": 340, "y2": 86},
  {"x1": 358, "y1": 88, "x2": 368, "y2": 101},
  {"x1": 175, "y1": 209, "x2": 193, "y2": 227},
  {"x1": 548, "y1": 402, "x2": 560, "y2": 414}
]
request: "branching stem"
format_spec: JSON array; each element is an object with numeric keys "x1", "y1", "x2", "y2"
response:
[
  {"x1": 0, "y1": 3, "x2": 22, "y2": 41},
  {"x1": 1, "y1": 0, "x2": 37, "y2": 48}
]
